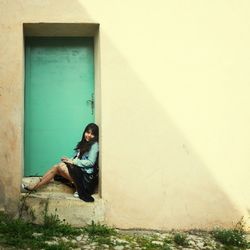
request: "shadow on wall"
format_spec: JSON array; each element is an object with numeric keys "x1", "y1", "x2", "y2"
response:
[
  {"x1": 23, "y1": 0, "x2": 245, "y2": 229},
  {"x1": 0, "y1": 0, "x2": 245, "y2": 229},
  {"x1": 70, "y1": 4, "x2": 246, "y2": 229},
  {"x1": 99, "y1": 30, "x2": 243, "y2": 230}
]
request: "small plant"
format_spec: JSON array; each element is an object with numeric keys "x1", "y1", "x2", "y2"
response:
[
  {"x1": 173, "y1": 232, "x2": 189, "y2": 246},
  {"x1": 211, "y1": 228, "x2": 248, "y2": 248},
  {"x1": 162, "y1": 244, "x2": 172, "y2": 250},
  {"x1": 94, "y1": 236, "x2": 112, "y2": 245},
  {"x1": 43, "y1": 213, "x2": 80, "y2": 236},
  {"x1": 136, "y1": 236, "x2": 160, "y2": 249},
  {"x1": 211, "y1": 218, "x2": 248, "y2": 248},
  {"x1": 161, "y1": 237, "x2": 173, "y2": 250},
  {"x1": 84, "y1": 221, "x2": 117, "y2": 247},
  {"x1": 42, "y1": 201, "x2": 80, "y2": 236},
  {"x1": 0, "y1": 211, "x2": 80, "y2": 249},
  {"x1": 163, "y1": 236, "x2": 173, "y2": 244},
  {"x1": 19, "y1": 193, "x2": 36, "y2": 221},
  {"x1": 84, "y1": 221, "x2": 116, "y2": 237}
]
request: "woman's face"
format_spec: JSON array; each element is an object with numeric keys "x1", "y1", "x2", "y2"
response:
[{"x1": 84, "y1": 129, "x2": 95, "y2": 142}]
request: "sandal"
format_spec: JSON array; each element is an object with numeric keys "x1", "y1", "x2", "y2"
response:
[
  {"x1": 73, "y1": 191, "x2": 79, "y2": 198},
  {"x1": 21, "y1": 184, "x2": 35, "y2": 193}
]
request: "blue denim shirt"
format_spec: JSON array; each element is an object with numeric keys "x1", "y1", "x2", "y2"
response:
[{"x1": 72, "y1": 142, "x2": 99, "y2": 174}]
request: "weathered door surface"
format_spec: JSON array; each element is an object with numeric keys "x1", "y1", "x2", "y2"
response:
[{"x1": 25, "y1": 37, "x2": 94, "y2": 176}]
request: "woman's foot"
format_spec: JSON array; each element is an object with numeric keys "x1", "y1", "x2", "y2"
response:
[
  {"x1": 73, "y1": 191, "x2": 79, "y2": 198},
  {"x1": 73, "y1": 191, "x2": 94, "y2": 202},
  {"x1": 81, "y1": 195, "x2": 94, "y2": 202},
  {"x1": 21, "y1": 184, "x2": 35, "y2": 193}
]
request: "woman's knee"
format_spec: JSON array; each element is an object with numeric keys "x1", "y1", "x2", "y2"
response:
[
  {"x1": 50, "y1": 165, "x2": 59, "y2": 174},
  {"x1": 57, "y1": 163, "x2": 67, "y2": 173}
]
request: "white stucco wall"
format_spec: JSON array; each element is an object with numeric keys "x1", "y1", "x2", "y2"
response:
[{"x1": 0, "y1": 0, "x2": 250, "y2": 230}]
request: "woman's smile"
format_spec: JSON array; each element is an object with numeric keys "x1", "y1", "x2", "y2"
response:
[{"x1": 85, "y1": 130, "x2": 95, "y2": 141}]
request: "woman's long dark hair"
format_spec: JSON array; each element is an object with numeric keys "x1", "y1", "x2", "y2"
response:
[{"x1": 74, "y1": 123, "x2": 99, "y2": 158}]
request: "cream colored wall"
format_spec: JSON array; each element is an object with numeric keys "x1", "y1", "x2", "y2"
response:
[{"x1": 0, "y1": 0, "x2": 250, "y2": 229}]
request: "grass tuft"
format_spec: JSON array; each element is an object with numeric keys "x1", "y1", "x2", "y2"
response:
[
  {"x1": 43, "y1": 212, "x2": 80, "y2": 236},
  {"x1": 83, "y1": 221, "x2": 117, "y2": 247},
  {"x1": 211, "y1": 228, "x2": 248, "y2": 248},
  {"x1": 211, "y1": 218, "x2": 249, "y2": 248},
  {"x1": 84, "y1": 221, "x2": 116, "y2": 237},
  {"x1": 0, "y1": 211, "x2": 80, "y2": 249},
  {"x1": 173, "y1": 232, "x2": 189, "y2": 247}
]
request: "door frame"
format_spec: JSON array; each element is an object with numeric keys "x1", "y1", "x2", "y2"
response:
[{"x1": 22, "y1": 23, "x2": 102, "y2": 195}]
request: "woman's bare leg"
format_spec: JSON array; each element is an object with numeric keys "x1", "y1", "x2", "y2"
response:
[
  {"x1": 39, "y1": 164, "x2": 59, "y2": 180},
  {"x1": 57, "y1": 163, "x2": 73, "y2": 182},
  {"x1": 28, "y1": 162, "x2": 72, "y2": 190},
  {"x1": 28, "y1": 166, "x2": 58, "y2": 190}
]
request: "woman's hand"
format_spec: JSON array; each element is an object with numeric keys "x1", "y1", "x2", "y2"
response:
[
  {"x1": 61, "y1": 156, "x2": 68, "y2": 162},
  {"x1": 61, "y1": 157, "x2": 73, "y2": 164}
]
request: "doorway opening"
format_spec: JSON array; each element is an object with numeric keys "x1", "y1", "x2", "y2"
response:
[{"x1": 23, "y1": 23, "x2": 101, "y2": 195}]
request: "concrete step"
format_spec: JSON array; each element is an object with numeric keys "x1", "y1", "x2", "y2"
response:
[
  {"x1": 20, "y1": 178, "x2": 105, "y2": 227},
  {"x1": 22, "y1": 177, "x2": 75, "y2": 194}
]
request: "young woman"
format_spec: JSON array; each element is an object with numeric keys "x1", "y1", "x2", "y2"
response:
[{"x1": 22, "y1": 123, "x2": 99, "y2": 202}]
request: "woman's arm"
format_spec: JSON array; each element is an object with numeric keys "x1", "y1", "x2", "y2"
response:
[
  {"x1": 61, "y1": 151, "x2": 78, "y2": 163},
  {"x1": 72, "y1": 142, "x2": 99, "y2": 168},
  {"x1": 61, "y1": 157, "x2": 73, "y2": 164}
]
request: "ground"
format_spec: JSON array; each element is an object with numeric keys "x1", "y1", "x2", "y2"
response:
[{"x1": 1, "y1": 211, "x2": 250, "y2": 250}]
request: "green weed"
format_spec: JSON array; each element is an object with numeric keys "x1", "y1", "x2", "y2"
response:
[
  {"x1": 162, "y1": 237, "x2": 173, "y2": 250},
  {"x1": 211, "y1": 228, "x2": 248, "y2": 248},
  {"x1": 0, "y1": 211, "x2": 80, "y2": 249},
  {"x1": 43, "y1": 212, "x2": 80, "y2": 237},
  {"x1": 173, "y1": 232, "x2": 189, "y2": 247},
  {"x1": 84, "y1": 221, "x2": 116, "y2": 237},
  {"x1": 135, "y1": 235, "x2": 166, "y2": 249},
  {"x1": 94, "y1": 236, "x2": 112, "y2": 245},
  {"x1": 83, "y1": 221, "x2": 117, "y2": 247},
  {"x1": 163, "y1": 236, "x2": 173, "y2": 244},
  {"x1": 211, "y1": 218, "x2": 249, "y2": 248},
  {"x1": 42, "y1": 200, "x2": 80, "y2": 237},
  {"x1": 162, "y1": 244, "x2": 172, "y2": 250},
  {"x1": 42, "y1": 241, "x2": 76, "y2": 250}
]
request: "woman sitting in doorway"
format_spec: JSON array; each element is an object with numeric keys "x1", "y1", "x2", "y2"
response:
[{"x1": 22, "y1": 123, "x2": 99, "y2": 202}]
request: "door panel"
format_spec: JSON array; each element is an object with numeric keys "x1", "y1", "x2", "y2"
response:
[{"x1": 25, "y1": 37, "x2": 94, "y2": 176}]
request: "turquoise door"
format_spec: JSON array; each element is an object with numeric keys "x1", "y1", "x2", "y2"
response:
[{"x1": 25, "y1": 37, "x2": 94, "y2": 176}]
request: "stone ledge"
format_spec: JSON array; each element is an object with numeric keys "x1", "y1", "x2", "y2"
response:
[
  {"x1": 22, "y1": 177, "x2": 74, "y2": 194},
  {"x1": 20, "y1": 178, "x2": 105, "y2": 227},
  {"x1": 20, "y1": 192, "x2": 105, "y2": 227}
]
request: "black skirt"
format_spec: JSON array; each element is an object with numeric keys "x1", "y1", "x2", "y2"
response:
[{"x1": 66, "y1": 163, "x2": 97, "y2": 202}]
